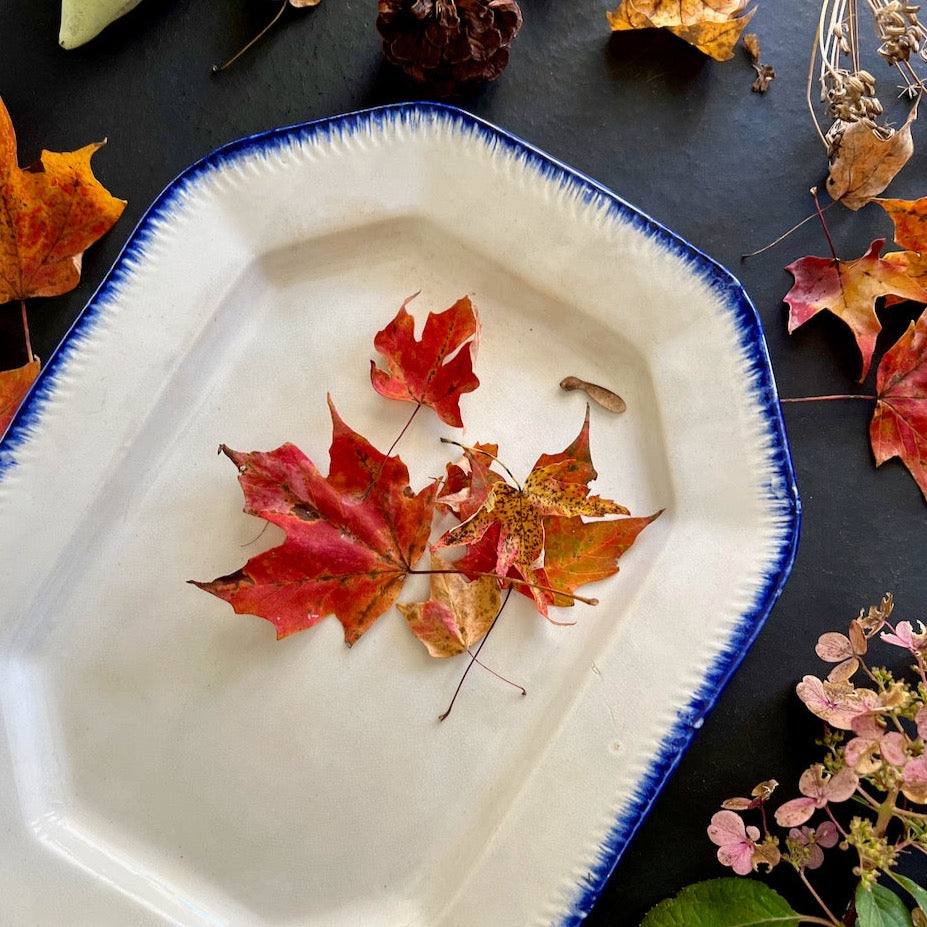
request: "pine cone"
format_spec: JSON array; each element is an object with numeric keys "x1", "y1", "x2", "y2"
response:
[{"x1": 377, "y1": 0, "x2": 523, "y2": 96}]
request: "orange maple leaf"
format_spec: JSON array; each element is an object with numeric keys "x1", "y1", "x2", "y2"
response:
[
  {"x1": 785, "y1": 239, "x2": 927, "y2": 382},
  {"x1": 606, "y1": 0, "x2": 755, "y2": 61},
  {"x1": 0, "y1": 96, "x2": 125, "y2": 303},
  {"x1": 0, "y1": 358, "x2": 40, "y2": 433},
  {"x1": 877, "y1": 196, "x2": 927, "y2": 253}
]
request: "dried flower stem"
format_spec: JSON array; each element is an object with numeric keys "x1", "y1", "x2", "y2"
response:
[{"x1": 810, "y1": 7, "x2": 829, "y2": 147}]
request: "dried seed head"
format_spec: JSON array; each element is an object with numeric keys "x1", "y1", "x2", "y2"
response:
[
  {"x1": 873, "y1": 0, "x2": 927, "y2": 63},
  {"x1": 822, "y1": 66, "x2": 886, "y2": 127}
]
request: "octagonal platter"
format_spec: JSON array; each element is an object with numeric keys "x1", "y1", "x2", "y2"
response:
[{"x1": 0, "y1": 103, "x2": 799, "y2": 926}]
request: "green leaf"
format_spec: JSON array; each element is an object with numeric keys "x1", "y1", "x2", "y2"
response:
[
  {"x1": 856, "y1": 882, "x2": 915, "y2": 927},
  {"x1": 889, "y1": 873, "x2": 927, "y2": 915},
  {"x1": 641, "y1": 878, "x2": 801, "y2": 927}
]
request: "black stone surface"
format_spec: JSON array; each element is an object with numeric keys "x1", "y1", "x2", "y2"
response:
[{"x1": 3, "y1": 1, "x2": 926, "y2": 923}]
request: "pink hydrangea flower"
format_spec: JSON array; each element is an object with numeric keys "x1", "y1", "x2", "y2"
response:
[
  {"x1": 774, "y1": 764, "x2": 859, "y2": 827},
  {"x1": 845, "y1": 713, "x2": 908, "y2": 774},
  {"x1": 901, "y1": 756, "x2": 927, "y2": 804},
  {"x1": 796, "y1": 675, "x2": 881, "y2": 730},
  {"x1": 880, "y1": 621, "x2": 927, "y2": 653},
  {"x1": 816, "y1": 623, "x2": 868, "y2": 682},
  {"x1": 916, "y1": 706, "x2": 927, "y2": 741},
  {"x1": 788, "y1": 820, "x2": 839, "y2": 870},
  {"x1": 708, "y1": 810, "x2": 761, "y2": 875}
]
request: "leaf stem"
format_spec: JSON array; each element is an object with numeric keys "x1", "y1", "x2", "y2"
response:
[
  {"x1": 409, "y1": 568, "x2": 598, "y2": 607},
  {"x1": 811, "y1": 187, "x2": 839, "y2": 264},
  {"x1": 741, "y1": 204, "x2": 836, "y2": 260},
  {"x1": 439, "y1": 587, "x2": 513, "y2": 721},
  {"x1": 465, "y1": 648, "x2": 526, "y2": 695},
  {"x1": 440, "y1": 438, "x2": 522, "y2": 491},
  {"x1": 20, "y1": 300, "x2": 33, "y2": 365},
  {"x1": 361, "y1": 404, "x2": 423, "y2": 502},
  {"x1": 212, "y1": 0, "x2": 288, "y2": 73},
  {"x1": 781, "y1": 394, "x2": 876, "y2": 403},
  {"x1": 386, "y1": 403, "x2": 422, "y2": 459}
]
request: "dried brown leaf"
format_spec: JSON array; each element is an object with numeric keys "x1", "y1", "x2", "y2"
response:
[
  {"x1": 743, "y1": 31, "x2": 760, "y2": 61},
  {"x1": 826, "y1": 103, "x2": 918, "y2": 210}
]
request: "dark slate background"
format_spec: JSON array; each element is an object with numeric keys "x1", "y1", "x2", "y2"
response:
[{"x1": 2, "y1": 0, "x2": 926, "y2": 923}]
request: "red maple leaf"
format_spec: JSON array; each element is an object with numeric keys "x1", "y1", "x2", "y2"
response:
[
  {"x1": 192, "y1": 398, "x2": 438, "y2": 644},
  {"x1": 370, "y1": 293, "x2": 479, "y2": 426},
  {"x1": 784, "y1": 239, "x2": 927, "y2": 381},
  {"x1": 870, "y1": 311, "x2": 927, "y2": 501}
]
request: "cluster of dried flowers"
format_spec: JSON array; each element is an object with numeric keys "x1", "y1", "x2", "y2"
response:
[
  {"x1": 814, "y1": 0, "x2": 927, "y2": 208},
  {"x1": 704, "y1": 595, "x2": 927, "y2": 925}
]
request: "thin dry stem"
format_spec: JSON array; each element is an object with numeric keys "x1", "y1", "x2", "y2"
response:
[
  {"x1": 213, "y1": 0, "x2": 288, "y2": 73},
  {"x1": 439, "y1": 587, "x2": 514, "y2": 721},
  {"x1": 410, "y1": 568, "x2": 598, "y2": 608},
  {"x1": 19, "y1": 300, "x2": 33, "y2": 365},
  {"x1": 440, "y1": 437, "x2": 522, "y2": 491},
  {"x1": 741, "y1": 206, "x2": 835, "y2": 259},
  {"x1": 781, "y1": 394, "x2": 876, "y2": 402}
]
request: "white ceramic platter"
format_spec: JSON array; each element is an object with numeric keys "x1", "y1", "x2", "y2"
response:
[{"x1": 0, "y1": 104, "x2": 799, "y2": 926}]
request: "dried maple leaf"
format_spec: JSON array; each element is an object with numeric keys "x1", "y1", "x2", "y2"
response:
[
  {"x1": 784, "y1": 239, "x2": 927, "y2": 382},
  {"x1": 192, "y1": 398, "x2": 438, "y2": 644},
  {"x1": 370, "y1": 293, "x2": 479, "y2": 427},
  {"x1": 398, "y1": 551, "x2": 501, "y2": 658},
  {"x1": 435, "y1": 409, "x2": 636, "y2": 616},
  {"x1": 0, "y1": 358, "x2": 39, "y2": 434},
  {"x1": 870, "y1": 311, "x2": 927, "y2": 501},
  {"x1": 606, "y1": 0, "x2": 755, "y2": 62},
  {"x1": 825, "y1": 104, "x2": 917, "y2": 211},
  {"x1": 0, "y1": 96, "x2": 125, "y2": 303}
]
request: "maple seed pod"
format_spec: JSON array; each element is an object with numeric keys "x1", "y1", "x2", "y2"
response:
[{"x1": 376, "y1": 0, "x2": 523, "y2": 97}]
